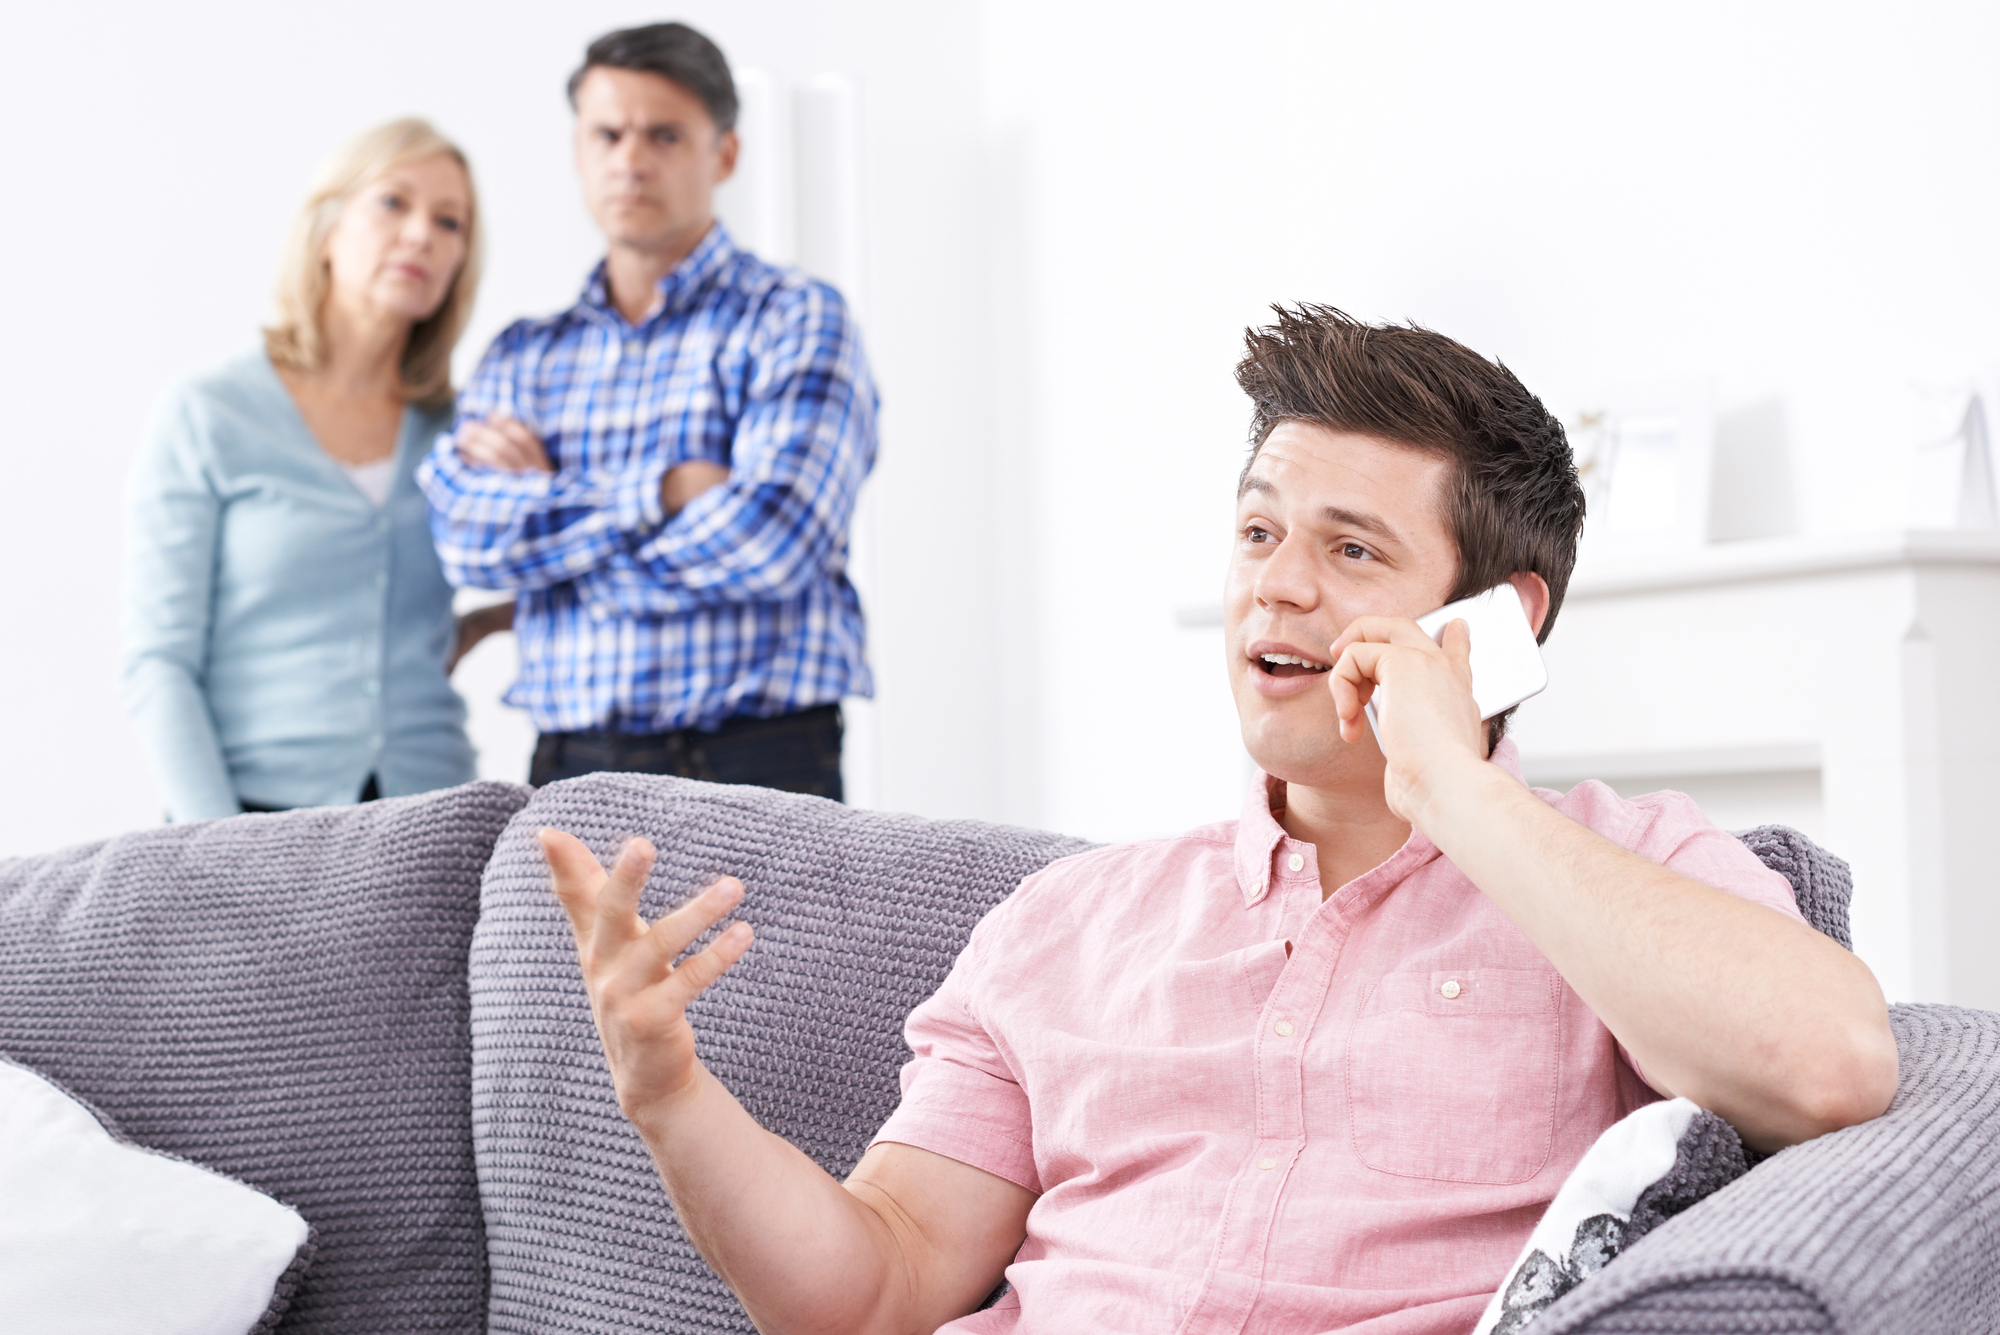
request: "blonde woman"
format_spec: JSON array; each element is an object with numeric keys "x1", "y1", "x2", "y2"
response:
[{"x1": 123, "y1": 118, "x2": 492, "y2": 820}]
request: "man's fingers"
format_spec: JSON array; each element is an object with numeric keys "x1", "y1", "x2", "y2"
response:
[
  {"x1": 635, "y1": 876, "x2": 746, "y2": 975},
  {"x1": 664, "y1": 920, "x2": 755, "y2": 1001},
  {"x1": 542, "y1": 828, "x2": 609, "y2": 939},
  {"x1": 1331, "y1": 641, "x2": 1390, "y2": 740},
  {"x1": 491, "y1": 415, "x2": 554, "y2": 471},
  {"x1": 456, "y1": 417, "x2": 550, "y2": 472},
  {"x1": 1439, "y1": 617, "x2": 1473, "y2": 676},
  {"x1": 1327, "y1": 614, "x2": 1446, "y2": 663},
  {"x1": 589, "y1": 837, "x2": 658, "y2": 956}
]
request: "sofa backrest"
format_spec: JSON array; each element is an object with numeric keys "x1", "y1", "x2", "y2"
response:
[
  {"x1": 1733, "y1": 824, "x2": 1852, "y2": 949},
  {"x1": 468, "y1": 780, "x2": 1856, "y2": 1334},
  {"x1": 0, "y1": 781, "x2": 531, "y2": 1335},
  {"x1": 470, "y1": 773, "x2": 1096, "y2": 1334}
]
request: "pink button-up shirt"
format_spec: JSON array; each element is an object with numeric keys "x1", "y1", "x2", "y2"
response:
[{"x1": 873, "y1": 742, "x2": 1804, "y2": 1334}]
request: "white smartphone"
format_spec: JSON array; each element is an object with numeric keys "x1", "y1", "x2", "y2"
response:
[{"x1": 1362, "y1": 582, "x2": 1548, "y2": 733}]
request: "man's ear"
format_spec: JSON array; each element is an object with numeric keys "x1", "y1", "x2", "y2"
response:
[
  {"x1": 1509, "y1": 571, "x2": 1552, "y2": 638},
  {"x1": 714, "y1": 129, "x2": 739, "y2": 185}
]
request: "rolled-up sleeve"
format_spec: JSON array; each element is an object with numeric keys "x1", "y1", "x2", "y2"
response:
[
  {"x1": 592, "y1": 281, "x2": 878, "y2": 618},
  {"x1": 871, "y1": 922, "x2": 1041, "y2": 1194}
]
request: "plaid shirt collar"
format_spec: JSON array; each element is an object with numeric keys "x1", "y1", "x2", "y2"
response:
[{"x1": 577, "y1": 220, "x2": 739, "y2": 328}]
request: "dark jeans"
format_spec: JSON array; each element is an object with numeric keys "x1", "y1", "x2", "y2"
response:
[
  {"x1": 529, "y1": 704, "x2": 844, "y2": 801},
  {"x1": 239, "y1": 773, "x2": 379, "y2": 815}
]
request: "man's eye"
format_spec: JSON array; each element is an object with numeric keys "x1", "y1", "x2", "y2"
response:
[
  {"x1": 1243, "y1": 525, "x2": 1273, "y2": 544},
  {"x1": 651, "y1": 128, "x2": 680, "y2": 144},
  {"x1": 1340, "y1": 542, "x2": 1372, "y2": 560}
]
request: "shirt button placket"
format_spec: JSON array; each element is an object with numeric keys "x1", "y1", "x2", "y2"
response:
[{"x1": 1184, "y1": 923, "x2": 1319, "y2": 1328}]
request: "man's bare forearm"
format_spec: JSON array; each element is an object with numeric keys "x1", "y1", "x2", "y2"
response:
[
  {"x1": 629, "y1": 1063, "x2": 910, "y2": 1335},
  {"x1": 1409, "y1": 760, "x2": 1898, "y2": 1151}
]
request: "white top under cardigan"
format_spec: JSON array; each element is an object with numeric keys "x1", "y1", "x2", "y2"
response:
[{"x1": 120, "y1": 351, "x2": 477, "y2": 820}]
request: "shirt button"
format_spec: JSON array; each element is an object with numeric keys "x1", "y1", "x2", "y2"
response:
[
  {"x1": 364, "y1": 678, "x2": 380, "y2": 696},
  {"x1": 1273, "y1": 1020, "x2": 1294, "y2": 1037},
  {"x1": 1441, "y1": 979, "x2": 1463, "y2": 1000},
  {"x1": 1256, "y1": 1158, "x2": 1277, "y2": 1171},
  {"x1": 1285, "y1": 853, "x2": 1305, "y2": 873},
  {"x1": 368, "y1": 734, "x2": 385, "y2": 750},
  {"x1": 373, "y1": 570, "x2": 388, "y2": 588}
]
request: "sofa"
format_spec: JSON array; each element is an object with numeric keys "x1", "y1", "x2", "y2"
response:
[{"x1": 2, "y1": 775, "x2": 1996, "y2": 1334}]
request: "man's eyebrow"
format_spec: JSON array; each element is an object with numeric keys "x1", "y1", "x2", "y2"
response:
[
  {"x1": 1318, "y1": 505, "x2": 1401, "y2": 543},
  {"x1": 589, "y1": 118, "x2": 685, "y2": 133},
  {"x1": 1239, "y1": 478, "x2": 1403, "y2": 544}
]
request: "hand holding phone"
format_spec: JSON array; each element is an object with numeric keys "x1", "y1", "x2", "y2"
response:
[{"x1": 1362, "y1": 583, "x2": 1548, "y2": 735}]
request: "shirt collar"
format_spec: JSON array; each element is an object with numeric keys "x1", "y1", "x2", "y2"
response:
[
  {"x1": 578, "y1": 220, "x2": 739, "y2": 326},
  {"x1": 1231, "y1": 738, "x2": 1525, "y2": 907}
]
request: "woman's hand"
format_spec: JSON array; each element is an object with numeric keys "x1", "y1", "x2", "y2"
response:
[{"x1": 542, "y1": 830, "x2": 754, "y2": 1122}]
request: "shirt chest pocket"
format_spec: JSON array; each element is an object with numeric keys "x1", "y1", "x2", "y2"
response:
[{"x1": 1344, "y1": 966, "x2": 1563, "y2": 1185}]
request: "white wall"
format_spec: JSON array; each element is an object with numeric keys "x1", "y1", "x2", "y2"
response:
[
  {"x1": 2, "y1": 1, "x2": 1997, "y2": 867},
  {"x1": 0, "y1": 0, "x2": 1005, "y2": 851},
  {"x1": 976, "y1": 0, "x2": 2000, "y2": 842}
]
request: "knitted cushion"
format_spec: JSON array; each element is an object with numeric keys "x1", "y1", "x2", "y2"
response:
[
  {"x1": 1474, "y1": 1099, "x2": 1754, "y2": 1334},
  {"x1": 0, "y1": 1053, "x2": 316, "y2": 1333},
  {"x1": 469, "y1": 773, "x2": 1095, "y2": 1333},
  {"x1": 1543, "y1": 1004, "x2": 2000, "y2": 1334},
  {"x1": 0, "y1": 781, "x2": 531, "y2": 1334},
  {"x1": 1731, "y1": 826, "x2": 1852, "y2": 950}
]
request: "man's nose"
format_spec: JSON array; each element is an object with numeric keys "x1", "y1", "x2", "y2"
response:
[
  {"x1": 1254, "y1": 534, "x2": 1321, "y2": 613},
  {"x1": 609, "y1": 132, "x2": 650, "y2": 174}
]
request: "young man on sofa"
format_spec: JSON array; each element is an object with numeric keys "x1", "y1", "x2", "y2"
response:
[{"x1": 543, "y1": 306, "x2": 1899, "y2": 1334}]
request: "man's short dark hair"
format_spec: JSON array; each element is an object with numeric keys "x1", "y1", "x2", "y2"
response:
[
  {"x1": 567, "y1": 22, "x2": 739, "y2": 135},
  {"x1": 1234, "y1": 305, "x2": 1586, "y2": 739}
]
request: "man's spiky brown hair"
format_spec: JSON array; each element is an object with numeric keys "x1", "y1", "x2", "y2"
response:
[{"x1": 1235, "y1": 304, "x2": 1587, "y2": 741}]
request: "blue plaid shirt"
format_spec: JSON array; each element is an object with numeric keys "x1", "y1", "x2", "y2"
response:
[{"x1": 418, "y1": 223, "x2": 878, "y2": 733}]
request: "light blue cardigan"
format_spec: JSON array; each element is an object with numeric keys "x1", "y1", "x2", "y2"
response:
[{"x1": 122, "y1": 351, "x2": 476, "y2": 820}]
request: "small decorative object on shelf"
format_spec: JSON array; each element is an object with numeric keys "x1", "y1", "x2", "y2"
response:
[
  {"x1": 1569, "y1": 381, "x2": 1716, "y2": 563},
  {"x1": 1907, "y1": 371, "x2": 1999, "y2": 532}
]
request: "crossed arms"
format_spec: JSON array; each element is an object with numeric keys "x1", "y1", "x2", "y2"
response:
[
  {"x1": 543, "y1": 615, "x2": 1898, "y2": 1335},
  {"x1": 417, "y1": 282, "x2": 876, "y2": 617}
]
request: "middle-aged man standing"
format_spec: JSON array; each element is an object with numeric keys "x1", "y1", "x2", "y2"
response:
[
  {"x1": 534, "y1": 306, "x2": 1899, "y2": 1333},
  {"x1": 420, "y1": 22, "x2": 877, "y2": 798}
]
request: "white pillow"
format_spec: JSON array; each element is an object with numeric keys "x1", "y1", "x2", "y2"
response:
[
  {"x1": 0, "y1": 1058, "x2": 313, "y2": 1335},
  {"x1": 1474, "y1": 1097, "x2": 1703, "y2": 1335}
]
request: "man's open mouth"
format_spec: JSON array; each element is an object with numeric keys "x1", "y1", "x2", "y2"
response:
[{"x1": 1258, "y1": 653, "x2": 1333, "y2": 678}]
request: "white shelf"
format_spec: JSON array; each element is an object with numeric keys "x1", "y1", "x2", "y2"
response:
[{"x1": 1567, "y1": 530, "x2": 2000, "y2": 600}]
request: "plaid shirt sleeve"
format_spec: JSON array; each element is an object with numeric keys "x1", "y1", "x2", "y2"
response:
[
  {"x1": 416, "y1": 322, "x2": 666, "y2": 592},
  {"x1": 589, "y1": 281, "x2": 878, "y2": 617}
]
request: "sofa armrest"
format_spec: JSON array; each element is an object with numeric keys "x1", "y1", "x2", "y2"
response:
[{"x1": 1541, "y1": 1004, "x2": 2000, "y2": 1334}]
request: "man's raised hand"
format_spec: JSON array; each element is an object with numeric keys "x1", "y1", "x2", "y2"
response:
[
  {"x1": 541, "y1": 829, "x2": 753, "y2": 1124},
  {"x1": 1325, "y1": 615, "x2": 1489, "y2": 824}
]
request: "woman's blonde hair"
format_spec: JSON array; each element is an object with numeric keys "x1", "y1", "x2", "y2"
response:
[{"x1": 264, "y1": 117, "x2": 483, "y2": 407}]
